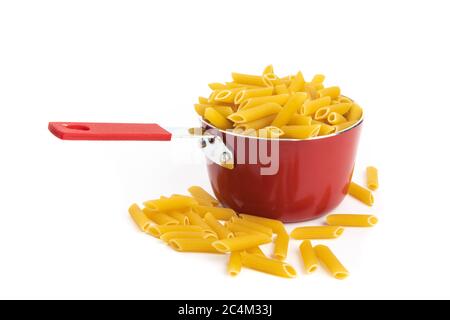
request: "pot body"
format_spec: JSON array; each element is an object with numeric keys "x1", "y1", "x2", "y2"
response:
[{"x1": 205, "y1": 122, "x2": 362, "y2": 223}]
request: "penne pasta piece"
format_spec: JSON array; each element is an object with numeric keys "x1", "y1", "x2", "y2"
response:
[
  {"x1": 311, "y1": 74, "x2": 325, "y2": 84},
  {"x1": 366, "y1": 166, "x2": 379, "y2": 190},
  {"x1": 238, "y1": 94, "x2": 289, "y2": 110},
  {"x1": 147, "y1": 225, "x2": 203, "y2": 238},
  {"x1": 333, "y1": 120, "x2": 358, "y2": 132},
  {"x1": 348, "y1": 181, "x2": 374, "y2": 206},
  {"x1": 273, "y1": 233, "x2": 289, "y2": 261},
  {"x1": 299, "y1": 240, "x2": 319, "y2": 274},
  {"x1": 224, "y1": 82, "x2": 259, "y2": 89},
  {"x1": 168, "y1": 238, "x2": 222, "y2": 254},
  {"x1": 194, "y1": 104, "x2": 207, "y2": 117},
  {"x1": 281, "y1": 125, "x2": 321, "y2": 139},
  {"x1": 326, "y1": 214, "x2": 378, "y2": 227},
  {"x1": 192, "y1": 205, "x2": 236, "y2": 220},
  {"x1": 204, "y1": 212, "x2": 234, "y2": 239},
  {"x1": 338, "y1": 96, "x2": 353, "y2": 104},
  {"x1": 262, "y1": 73, "x2": 281, "y2": 87},
  {"x1": 327, "y1": 112, "x2": 347, "y2": 125},
  {"x1": 246, "y1": 246, "x2": 265, "y2": 256},
  {"x1": 274, "y1": 84, "x2": 289, "y2": 95},
  {"x1": 129, "y1": 203, "x2": 152, "y2": 232},
  {"x1": 239, "y1": 214, "x2": 286, "y2": 235},
  {"x1": 236, "y1": 114, "x2": 277, "y2": 131},
  {"x1": 289, "y1": 71, "x2": 305, "y2": 92},
  {"x1": 214, "y1": 88, "x2": 245, "y2": 104},
  {"x1": 160, "y1": 231, "x2": 206, "y2": 242},
  {"x1": 208, "y1": 83, "x2": 227, "y2": 90},
  {"x1": 257, "y1": 126, "x2": 284, "y2": 139},
  {"x1": 263, "y1": 64, "x2": 274, "y2": 75},
  {"x1": 271, "y1": 92, "x2": 308, "y2": 128},
  {"x1": 231, "y1": 72, "x2": 266, "y2": 87},
  {"x1": 290, "y1": 226, "x2": 344, "y2": 240},
  {"x1": 198, "y1": 96, "x2": 209, "y2": 104},
  {"x1": 346, "y1": 103, "x2": 363, "y2": 121},
  {"x1": 300, "y1": 96, "x2": 331, "y2": 115},
  {"x1": 228, "y1": 102, "x2": 282, "y2": 123},
  {"x1": 143, "y1": 208, "x2": 180, "y2": 226},
  {"x1": 184, "y1": 210, "x2": 216, "y2": 234},
  {"x1": 212, "y1": 233, "x2": 272, "y2": 253},
  {"x1": 226, "y1": 222, "x2": 263, "y2": 235},
  {"x1": 318, "y1": 86, "x2": 341, "y2": 99},
  {"x1": 311, "y1": 119, "x2": 336, "y2": 136},
  {"x1": 144, "y1": 195, "x2": 198, "y2": 212},
  {"x1": 227, "y1": 252, "x2": 242, "y2": 276},
  {"x1": 204, "y1": 107, "x2": 233, "y2": 130},
  {"x1": 314, "y1": 245, "x2": 349, "y2": 280},
  {"x1": 241, "y1": 252, "x2": 297, "y2": 278},
  {"x1": 234, "y1": 87, "x2": 273, "y2": 104},
  {"x1": 288, "y1": 114, "x2": 312, "y2": 126},
  {"x1": 231, "y1": 217, "x2": 273, "y2": 236},
  {"x1": 314, "y1": 103, "x2": 352, "y2": 120},
  {"x1": 213, "y1": 106, "x2": 234, "y2": 118},
  {"x1": 188, "y1": 186, "x2": 220, "y2": 207},
  {"x1": 166, "y1": 211, "x2": 189, "y2": 225}
]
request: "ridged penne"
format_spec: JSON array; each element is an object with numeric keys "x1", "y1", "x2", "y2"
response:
[
  {"x1": 311, "y1": 120, "x2": 336, "y2": 136},
  {"x1": 246, "y1": 246, "x2": 266, "y2": 256},
  {"x1": 348, "y1": 181, "x2": 374, "y2": 206},
  {"x1": 262, "y1": 73, "x2": 281, "y2": 87},
  {"x1": 160, "y1": 231, "x2": 206, "y2": 242},
  {"x1": 226, "y1": 222, "x2": 263, "y2": 235},
  {"x1": 314, "y1": 103, "x2": 352, "y2": 120},
  {"x1": 300, "y1": 96, "x2": 331, "y2": 115},
  {"x1": 231, "y1": 72, "x2": 266, "y2": 87},
  {"x1": 299, "y1": 240, "x2": 319, "y2": 274},
  {"x1": 204, "y1": 107, "x2": 233, "y2": 130},
  {"x1": 366, "y1": 166, "x2": 379, "y2": 190},
  {"x1": 314, "y1": 245, "x2": 349, "y2": 279},
  {"x1": 212, "y1": 234, "x2": 271, "y2": 253},
  {"x1": 326, "y1": 214, "x2": 378, "y2": 227},
  {"x1": 228, "y1": 102, "x2": 282, "y2": 123},
  {"x1": 198, "y1": 96, "x2": 209, "y2": 104},
  {"x1": 144, "y1": 195, "x2": 198, "y2": 212},
  {"x1": 234, "y1": 87, "x2": 274, "y2": 104},
  {"x1": 239, "y1": 214, "x2": 286, "y2": 235},
  {"x1": 240, "y1": 252, "x2": 297, "y2": 278},
  {"x1": 214, "y1": 88, "x2": 245, "y2": 104},
  {"x1": 346, "y1": 103, "x2": 363, "y2": 121},
  {"x1": 281, "y1": 125, "x2": 321, "y2": 139},
  {"x1": 188, "y1": 186, "x2": 220, "y2": 207},
  {"x1": 271, "y1": 92, "x2": 308, "y2": 128},
  {"x1": 235, "y1": 114, "x2": 277, "y2": 131},
  {"x1": 327, "y1": 112, "x2": 347, "y2": 125},
  {"x1": 238, "y1": 94, "x2": 289, "y2": 110},
  {"x1": 289, "y1": 71, "x2": 305, "y2": 92},
  {"x1": 274, "y1": 84, "x2": 289, "y2": 95},
  {"x1": 168, "y1": 238, "x2": 222, "y2": 254},
  {"x1": 192, "y1": 205, "x2": 236, "y2": 220},
  {"x1": 318, "y1": 86, "x2": 341, "y2": 99},
  {"x1": 288, "y1": 114, "x2": 312, "y2": 126},
  {"x1": 143, "y1": 209, "x2": 180, "y2": 226},
  {"x1": 184, "y1": 210, "x2": 216, "y2": 234},
  {"x1": 129, "y1": 203, "x2": 152, "y2": 232},
  {"x1": 273, "y1": 233, "x2": 289, "y2": 261},
  {"x1": 204, "y1": 212, "x2": 234, "y2": 239},
  {"x1": 290, "y1": 226, "x2": 344, "y2": 240},
  {"x1": 147, "y1": 225, "x2": 203, "y2": 238},
  {"x1": 231, "y1": 217, "x2": 273, "y2": 236},
  {"x1": 166, "y1": 211, "x2": 189, "y2": 225},
  {"x1": 333, "y1": 120, "x2": 358, "y2": 132},
  {"x1": 228, "y1": 252, "x2": 242, "y2": 276}
]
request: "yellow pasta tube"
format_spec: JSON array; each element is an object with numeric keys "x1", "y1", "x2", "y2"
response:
[
  {"x1": 271, "y1": 92, "x2": 308, "y2": 128},
  {"x1": 228, "y1": 102, "x2": 282, "y2": 123},
  {"x1": 281, "y1": 125, "x2": 321, "y2": 139},
  {"x1": 289, "y1": 71, "x2": 305, "y2": 92},
  {"x1": 314, "y1": 103, "x2": 352, "y2": 120},
  {"x1": 273, "y1": 233, "x2": 289, "y2": 261},
  {"x1": 327, "y1": 112, "x2": 347, "y2": 125},
  {"x1": 143, "y1": 209, "x2": 180, "y2": 226},
  {"x1": 314, "y1": 245, "x2": 349, "y2": 280},
  {"x1": 338, "y1": 96, "x2": 353, "y2": 103},
  {"x1": 263, "y1": 64, "x2": 274, "y2": 75},
  {"x1": 226, "y1": 222, "x2": 263, "y2": 235},
  {"x1": 212, "y1": 234, "x2": 272, "y2": 253},
  {"x1": 192, "y1": 205, "x2": 236, "y2": 220},
  {"x1": 333, "y1": 120, "x2": 358, "y2": 132},
  {"x1": 194, "y1": 104, "x2": 206, "y2": 117},
  {"x1": 214, "y1": 88, "x2": 244, "y2": 103},
  {"x1": 188, "y1": 186, "x2": 219, "y2": 207},
  {"x1": 198, "y1": 96, "x2": 209, "y2": 104},
  {"x1": 213, "y1": 106, "x2": 234, "y2": 118},
  {"x1": 238, "y1": 94, "x2": 289, "y2": 110},
  {"x1": 257, "y1": 126, "x2": 284, "y2": 139},
  {"x1": 147, "y1": 225, "x2": 203, "y2": 238},
  {"x1": 227, "y1": 252, "x2": 242, "y2": 276},
  {"x1": 234, "y1": 87, "x2": 273, "y2": 104},
  {"x1": 366, "y1": 166, "x2": 379, "y2": 190},
  {"x1": 239, "y1": 214, "x2": 286, "y2": 235},
  {"x1": 166, "y1": 211, "x2": 189, "y2": 225},
  {"x1": 290, "y1": 226, "x2": 344, "y2": 240},
  {"x1": 208, "y1": 83, "x2": 227, "y2": 90},
  {"x1": 348, "y1": 181, "x2": 374, "y2": 206},
  {"x1": 168, "y1": 238, "x2": 221, "y2": 254},
  {"x1": 231, "y1": 72, "x2": 266, "y2": 86},
  {"x1": 224, "y1": 82, "x2": 259, "y2": 89},
  {"x1": 204, "y1": 107, "x2": 233, "y2": 130},
  {"x1": 274, "y1": 84, "x2": 289, "y2": 95},
  {"x1": 311, "y1": 119, "x2": 336, "y2": 136},
  {"x1": 311, "y1": 74, "x2": 325, "y2": 84},
  {"x1": 300, "y1": 96, "x2": 331, "y2": 115},
  {"x1": 299, "y1": 240, "x2": 319, "y2": 274},
  {"x1": 318, "y1": 86, "x2": 341, "y2": 99},
  {"x1": 240, "y1": 252, "x2": 297, "y2": 278},
  {"x1": 160, "y1": 231, "x2": 206, "y2": 242},
  {"x1": 129, "y1": 203, "x2": 152, "y2": 232},
  {"x1": 347, "y1": 103, "x2": 363, "y2": 121},
  {"x1": 204, "y1": 212, "x2": 234, "y2": 239},
  {"x1": 235, "y1": 114, "x2": 276, "y2": 131},
  {"x1": 288, "y1": 114, "x2": 312, "y2": 126},
  {"x1": 262, "y1": 73, "x2": 281, "y2": 87},
  {"x1": 184, "y1": 210, "x2": 216, "y2": 234},
  {"x1": 326, "y1": 214, "x2": 378, "y2": 227},
  {"x1": 144, "y1": 195, "x2": 197, "y2": 212},
  {"x1": 231, "y1": 217, "x2": 273, "y2": 237},
  {"x1": 246, "y1": 246, "x2": 265, "y2": 256}
]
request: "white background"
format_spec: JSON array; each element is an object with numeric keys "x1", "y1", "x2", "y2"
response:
[{"x1": 1, "y1": 0, "x2": 449, "y2": 300}]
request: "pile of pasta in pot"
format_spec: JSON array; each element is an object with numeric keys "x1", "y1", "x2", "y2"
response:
[
  {"x1": 129, "y1": 167, "x2": 378, "y2": 279},
  {"x1": 194, "y1": 65, "x2": 363, "y2": 139}
]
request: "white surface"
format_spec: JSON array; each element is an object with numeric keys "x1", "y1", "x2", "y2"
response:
[{"x1": 0, "y1": 0, "x2": 449, "y2": 300}]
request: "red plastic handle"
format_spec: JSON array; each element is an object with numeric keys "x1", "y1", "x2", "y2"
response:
[{"x1": 48, "y1": 122, "x2": 172, "y2": 141}]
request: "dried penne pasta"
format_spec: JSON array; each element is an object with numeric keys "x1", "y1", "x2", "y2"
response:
[
  {"x1": 290, "y1": 226, "x2": 344, "y2": 240},
  {"x1": 212, "y1": 233, "x2": 272, "y2": 253},
  {"x1": 194, "y1": 104, "x2": 206, "y2": 116},
  {"x1": 311, "y1": 74, "x2": 325, "y2": 84},
  {"x1": 326, "y1": 214, "x2": 378, "y2": 227},
  {"x1": 246, "y1": 246, "x2": 265, "y2": 256},
  {"x1": 314, "y1": 245, "x2": 349, "y2": 280},
  {"x1": 347, "y1": 103, "x2": 363, "y2": 121},
  {"x1": 240, "y1": 252, "x2": 297, "y2": 278},
  {"x1": 147, "y1": 225, "x2": 203, "y2": 238},
  {"x1": 238, "y1": 94, "x2": 290, "y2": 110},
  {"x1": 228, "y1": 102, "x2": 282, "y2": 123},
  {"x1": 289, "y1": 71, "x2": 305, "y2": 92},
  {"x1": 198, "y1": 96, "x2": 209, "y2": 104},
  {"x1": 281, "y1": 125, "x2": 321, "y2": 139},
  {"x1": 226, "y1": 222, "x2": 263, "y2": 235},
  {"x1": 213, "y1": 106, "x2": 234, "y2": 118},
  {"x1": 129, "y1": 203, "x2": 152, "y2": 232},
  {"x1": 274, "y1": 84, "x2": 289, "y2": 95},
  {"x1": 333, "y1": 120, "x2": 358, "y2": 132},
  {"x1": 314, "y1": 103, "x2": 352, "y2": 120},
  {"x1": 300, "y1": 96, "x2": 331, "y2": 115},
  {"x1": 143, "y1": 208, "x2": 180, "y2": 226},
  {"x1": 231, "y1": 217, "x2": 273, "y2": 236},
  {"x1": 348, "y1": 182, "x2": 374, "y2": 206},
  {"x1": 184, "y1": 210, "x2": 216, "y2": 234},
  {"x1": 214, "y1": 88, "x2": 245, "y2": 104},
  {"x1": 204, "y1": 107, "x2": 233, "y2": 130},
  {"x1": 192, "y1": 205, "x2": 236, "y2": 220},
  {"x1": 160, "y1": 231, "x2": 206, "y2": 242},
  {"x1": 168, "y1": 238, "x2": 222, "y2": 254},
  {"x1": 188, "y1": 186, "x2": 219, "y2": 207},
  {"x1": 318, "y1": 86, "x2": 341, "y2": 99},
  {"x1": 288, "y1": 114, "x2": 312, "y2": 126},
  {"x1": 311, "y1": 120, "x2": 336, "y2": 136},
  {"x1": 273, "y1": 233, "x2": 289, "y2": 261},
  {"x1": 208, "y1": 83, "x2": 227, "y2": 90},
  {"x1": 166, "y1": 211, "x2": 189, "y2": 225},
  {"x1": 299, "y1": 240, "x2": 319, "y2": 274},
  {"x1": 235, "y1": 114, "x2": 277, "y2": 131},
  {"x1": 263, "y1": 64, "x2": 274, "y2": 75},
  {"x1": 239, "y1": 214, "x2": 286, "y2": 235},
  {"x1": 228, "y1": 252, "x2": 242, "y2": 276},
  {"x1": 234, "y1": 87, "x2": 274, "y2": 104},
  {"x1": 262, "y1": 73, "x2": 281, "y2": 87},
  {"x1": 144, "y1": 195, "x2": 197, "y2": 212},
  {"x1": 271, "y1": 92, "x2": 308, "y2": 128},
  {"x1": 204, "y1": 212, "x2": 234, "y2": 239},
  {"x1": 231, "y1": 72, "x2": 266, "y2": 87},
  {"x1": 258, "y1": 126, "x2": 284, "y2": 139},
  {"x1": 366, "y1": 166, "x2": 379, "y2": 190},
  {"x1": 327, "y1": 112, "x2": 347, "y2": 125}
]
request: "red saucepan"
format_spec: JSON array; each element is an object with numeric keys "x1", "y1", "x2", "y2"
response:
[{"x1": 49, "y1": 117, "x2": 362, "y2": 222}]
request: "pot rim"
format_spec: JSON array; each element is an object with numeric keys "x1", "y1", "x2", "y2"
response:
[{"x1": 200, "y1": 111, "x2": 364, "y2": 142}]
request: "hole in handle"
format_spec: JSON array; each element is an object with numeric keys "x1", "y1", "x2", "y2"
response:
[{"x1": 62, "y1": 124, "x2": 90, "y2": 131}]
